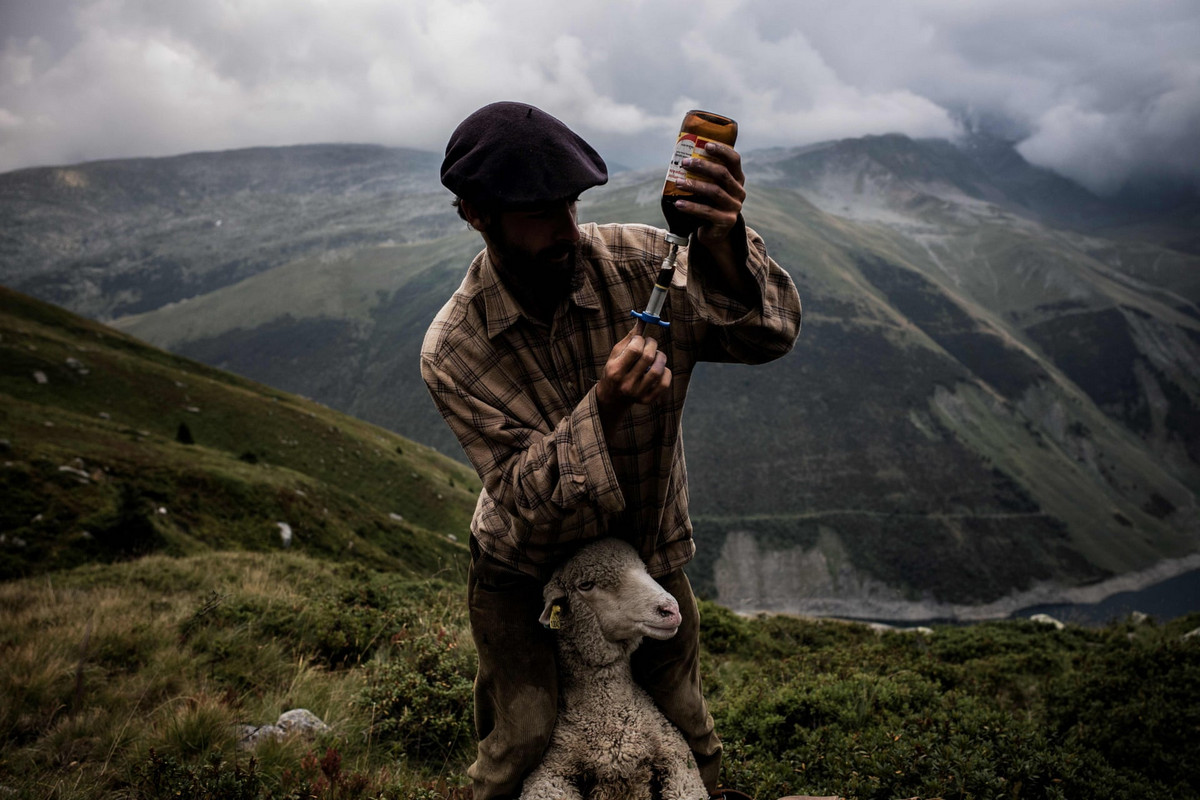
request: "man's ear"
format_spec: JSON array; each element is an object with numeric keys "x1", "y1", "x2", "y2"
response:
[
  {"x1": 539, "y1": 578, "x2": 567, "y2": 628},
  {"x1": 460, "y1": 198, "x2": 489, "y2": 232}
]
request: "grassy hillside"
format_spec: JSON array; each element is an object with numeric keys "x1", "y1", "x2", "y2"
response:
[
  {"x1": 1, "y1": 548, "x2": 1197, "y2": 799},
  {"x1": 0, "y1": 285, "x2": 480, "y2": 581}
]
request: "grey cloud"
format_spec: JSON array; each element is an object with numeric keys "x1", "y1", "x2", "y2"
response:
[{"x1": 0, "y1": 0, "x2": 1197, "y2": 197}]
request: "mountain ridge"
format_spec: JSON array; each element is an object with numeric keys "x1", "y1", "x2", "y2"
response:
[{"x1": 3, "y1": 134, "x2": 1198, "y2": 618}]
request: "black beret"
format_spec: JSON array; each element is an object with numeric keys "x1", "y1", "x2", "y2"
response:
[{"x1": 441, "y1": 101, "x2": 608, "y2": 207}]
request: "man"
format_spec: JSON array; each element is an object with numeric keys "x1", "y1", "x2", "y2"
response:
[{"x1": 421, "y1": 101, "x2": 802, "y2": 800}]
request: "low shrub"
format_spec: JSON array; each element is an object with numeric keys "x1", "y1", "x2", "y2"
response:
[
  {"x1": 135, "y1": 749, "x2": 260, "y2": 800},
  {"x1": 711, "y1": 617, "x2": 1200, "y2": 799},
  {"x1": 359, "y1": 628, "x2": 475, "y2": 765},
  {"x1": 1046, "y1": 634, "x2": 1200, "y2": 797}
]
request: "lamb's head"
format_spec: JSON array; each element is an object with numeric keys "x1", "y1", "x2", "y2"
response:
[{"x1": 538, "y1": 539, "x2": 682, "y2": 666}]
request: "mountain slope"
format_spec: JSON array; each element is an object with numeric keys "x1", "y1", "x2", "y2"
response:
[
  {"x1": 741, "y1": 135, "x2": 1200, "y2": 495},
  {"x1": 0, "y1": 285, "x2": 479, "y2": 580},
  {"x1": 4, "y1": 140, "x2": 1199, "y2": 617},
  {"x1": 0, "y1": 144, "x2": 455, "y2": 320}
]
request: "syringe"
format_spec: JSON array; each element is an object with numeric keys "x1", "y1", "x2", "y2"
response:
[{"x1": 630, "y1": 232, "x2": 689, "y2": 328}]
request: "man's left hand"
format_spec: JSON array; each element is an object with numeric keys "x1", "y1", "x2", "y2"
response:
[{"x1": 672, "y1": 141, "x2": 746, "y2": 247}]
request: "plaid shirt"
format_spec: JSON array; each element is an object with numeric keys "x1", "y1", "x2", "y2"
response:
[{"x1": 420, "y1": 221, "x2": 801, "y2": 579}]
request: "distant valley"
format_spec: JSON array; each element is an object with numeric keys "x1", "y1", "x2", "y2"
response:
[{"x1": 2, "y1": 134, "x2": 1198, "y2": 619}]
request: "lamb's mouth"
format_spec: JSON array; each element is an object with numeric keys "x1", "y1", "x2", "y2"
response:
[{"x1": 639, "y1": 621, "x2": 681, "y2": 639}]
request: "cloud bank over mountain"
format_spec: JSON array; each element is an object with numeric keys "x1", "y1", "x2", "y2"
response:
[{"x1": 1, "y1": 0, "x2": 1198, "y2": 196}]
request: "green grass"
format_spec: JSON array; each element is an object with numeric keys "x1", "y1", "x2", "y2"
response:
[
  {"x1": 0, "y1": 551, "x2": 474, "y2": 799},
  {"x1": 1, "y1": 285, "x2": 481, "y2": 581},
  {"x1": 701, "y1": 604, "x2": 1200, "y2": 800},
  {"x1": 2, "y1": 551, "x2": 1197, "y2": 799},
  {"x1": 114, "y1": 235, "x2": 482, "y2": 351}
]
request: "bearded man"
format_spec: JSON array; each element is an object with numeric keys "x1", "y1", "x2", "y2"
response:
[{"x1": 420, "y1": 101, "x2": 802, "y2": 800}]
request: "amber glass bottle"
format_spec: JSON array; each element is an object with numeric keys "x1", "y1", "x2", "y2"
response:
[{"x1": 661, "y1": 110, "x2": 738, "y2": 240}]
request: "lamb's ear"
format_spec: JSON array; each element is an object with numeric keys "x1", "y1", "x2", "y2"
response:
[{"x1": 539, "y1": 578, "x2": 567, "y2": 629}]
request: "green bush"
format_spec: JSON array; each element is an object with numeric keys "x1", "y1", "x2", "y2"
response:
[
  {"x1": 698, "y1": 599, "x2": 757, "y2": 654},
  {"x1": 359, "y1": 628, "x2": 475, "y2": 764},
  {"x1": 135, "y1": 749, "x2": 261, "y2": 800},
  {"x1": 177, "y1": 570, "x2": 458, "y2": 668},
  {"x1": 1046, "y1": 635, "x2": 1200, "y2": 796},
  {"x1": 710, "y1": 618, "x2": 1200, "y2": 800}
]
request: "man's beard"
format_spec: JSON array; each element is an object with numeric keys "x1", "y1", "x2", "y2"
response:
[{"x1": 488, "y1": 228, "x2": 581, "y2": 310}]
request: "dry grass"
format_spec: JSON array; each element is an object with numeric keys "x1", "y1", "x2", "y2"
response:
[{"x1": 0, "y1": 551, "x2": 472, "y2": 799}]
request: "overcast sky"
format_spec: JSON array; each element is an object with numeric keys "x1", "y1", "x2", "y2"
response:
[{"x1": 2, "y1": 0, "x2": 1198, "y2": 196}]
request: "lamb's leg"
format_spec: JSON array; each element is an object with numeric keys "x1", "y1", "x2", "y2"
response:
[
  {"x1": 659, "y1": 761, "x2": 708, "y2": 800},
  {"x1": 592, "y1": 775, "x2": 653, "y2": 800},
  {"x1": 657, "y1": 733, "x2": 709, "y2": 800},
  {"x1": 518, "y1": 764, "x2": 582, "y2": 800}
]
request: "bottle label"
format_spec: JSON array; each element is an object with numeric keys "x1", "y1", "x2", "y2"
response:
[{"x1": 665, "y1": 133, "x2": 719, "y2": 185}]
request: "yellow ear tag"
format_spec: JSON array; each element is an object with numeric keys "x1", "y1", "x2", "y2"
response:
[{"x1": 549, "y1": 604, "x2": 563, "y2": 630}]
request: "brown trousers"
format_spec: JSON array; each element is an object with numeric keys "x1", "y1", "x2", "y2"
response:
[{"x1": 466, "y1": 543, "x2": 722, "y2": 799}]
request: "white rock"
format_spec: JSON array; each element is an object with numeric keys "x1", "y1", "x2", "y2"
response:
[
  {"x1": 1030, "y1": 613, "x2": 1065, "y2": 630},
  {"x1": 58, "y1": 465, "x2": 91, "y2": 482},
  {"x1": 33, "y1": 371, "x2": 48, "y2": 384},
  {"x1": 277, "y1": 522, "x2": 293, "y2": 548},
  {"x1": 236, "y1": 724, "x2": 283, "y2": 749},
  {"x1": 236, "y1": 708, "x2": 330, "y2": 750},
  {"x1": 276, "y1": 708, "x2": 329, "y2": 737}
]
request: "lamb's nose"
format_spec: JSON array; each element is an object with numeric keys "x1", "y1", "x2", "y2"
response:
[{"x1": 657, "y1": 599, "x2": 680, "y2": 618}]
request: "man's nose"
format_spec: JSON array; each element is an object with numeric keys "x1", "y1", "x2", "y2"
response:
[{"x1": 554, "y1": 206, "x2": 580, "y2": 243}]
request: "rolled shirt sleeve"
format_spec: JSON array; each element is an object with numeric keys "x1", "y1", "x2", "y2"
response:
[
  {"x1": 420, "y1": 349, "x2": 625, "y2": 532},
  {"x1": 681, "y1": 217, "x2": 803, "y2": 365}
]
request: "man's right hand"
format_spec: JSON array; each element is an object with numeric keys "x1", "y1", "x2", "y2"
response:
[{"x1": 596, "y1": 324, "x2": 672, "y2": 422}]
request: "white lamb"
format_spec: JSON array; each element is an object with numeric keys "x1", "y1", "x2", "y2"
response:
[{"x1": 519, "y1": 538, "x2": 709, "y2": 800}]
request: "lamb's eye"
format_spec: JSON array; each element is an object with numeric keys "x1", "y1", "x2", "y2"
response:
[{"x1": 577, "y1": 580, "x2": 595, "y2": 592}]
